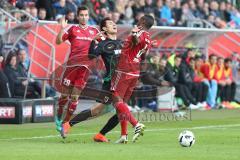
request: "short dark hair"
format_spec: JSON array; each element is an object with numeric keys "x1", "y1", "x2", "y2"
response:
[
  {"x1": 77, "y1": 6, "x2": 89, "y2": 15},
  {"x1": 209, "y1": 54, "x2": 217, "y2": 59},
  {"x1": 66, "y1": 10, "x2": 75, "y2": 15},
  {"x1": 195, "y1": 55, "x2": 203, "y2": 61},
  {"x1": 142, "y1": 14, "x2": 154, "y2": 29},
  {"x1": 224, "y1": 58, "x2": 232, "y2": 63},
  {"x1": 217, "y1": 56, "x2": 224, "y2": 60},
  {"x1": 5, "y1": 51, "x2": 17, "y2": 66},
  {"x1": 175, "y1": 55, "x2": 182, "y2": 60},
  {"x1": 100, "y1": 17, "x2": 112, "y2": 31}
]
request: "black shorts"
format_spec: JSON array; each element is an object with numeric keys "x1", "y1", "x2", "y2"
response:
[{"x1": 96, "y1": 81, "x2": 112, "y2": 104}]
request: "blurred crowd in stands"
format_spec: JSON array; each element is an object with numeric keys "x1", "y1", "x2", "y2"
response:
[
  {"x1": 0, "y1": 0, "x2": 240, "y2": 29},
  {"x1": 135, "y1": 49, "x2": 240, "y2": 111},
  {"x1": 0, "y1": 49, "x2": 56, "y2": 99}
]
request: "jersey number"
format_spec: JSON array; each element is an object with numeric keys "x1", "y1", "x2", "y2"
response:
[{"x1": 63, "y1": 78, "x2": 71, "y2": 86}]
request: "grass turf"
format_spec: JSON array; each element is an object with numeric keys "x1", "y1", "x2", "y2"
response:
[{"x1": 0, "y1": 109, "x2": 240, "y2": 160}]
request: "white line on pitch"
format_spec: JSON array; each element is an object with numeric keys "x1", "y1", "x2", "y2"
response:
[{"x1": 0, "y1": 123, "x2": 240, "y2": 141}]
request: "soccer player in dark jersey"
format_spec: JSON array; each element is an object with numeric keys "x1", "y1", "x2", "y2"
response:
[
  {"x1": 55, "y1": 6, "x2": 99, "y2": 137},
  {"x1": 60, "y1": 18, "x2": 121, "y2": 140}
]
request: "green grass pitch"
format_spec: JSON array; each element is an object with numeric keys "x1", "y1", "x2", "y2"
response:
[{"x1": 0, "y1": 109, "x2": 240, "y2": 160}]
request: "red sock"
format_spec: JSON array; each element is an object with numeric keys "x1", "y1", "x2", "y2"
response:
[
  {"x1": 115, "y1": 102, "x2": 128, "y2": 135},
  {"x1": 64, "y1": 100, "x2": 78, "y2": 123},
  {"x1": 120, "y1": 120, "x2": 128, "y2": 135},
  {"x1": 115, "y1": 102, "x2": 138, "y2": 127},
  {"x1": 57, "y1": 96, "x2": 69, "y2": 119}
]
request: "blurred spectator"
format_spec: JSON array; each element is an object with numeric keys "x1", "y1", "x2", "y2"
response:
[
  {"x1": 178, "y1": 2, "x2": 196, "y2": 26},
  {"x1": 201, "y1": 54, "x2": 218, "y2": 108},
  {"x1": 38, "y1": 8, "x2": 47, "y2": 20},
  {"x1": 83, "y1": 0, "x2": 100, "y2": 23},
  {"x1": 209, "y1": 1, "x2": 220, "y2": 18},
  {"x1": 111, "y1": 11, "x2": 124, "y2": 24},
  {"x1": 143, "y1": 0, "x2": 155, "y2": 14},
  {"x1": 4, "y1": 52, "x2": 40, "y2": 98},
  {"x1": 3, "y1": 0, "x2": 240, "y2": 28},
  {"x1": 154, "y1": 0, "x2": 163, "y2": 25},
  {"x1": 17, "y1": 49, "x2": 56, "y2": 97},
  {"x1": 133, "y1": 12, "x2": 145, "y2": 25},
  {"x1": 219, "y1": 1, "x2": 231, "y2": 22},
  {"x1": 203, "y1": 2, "x2": 210, "y2": 18},
  {"x1": 53, "y1": 0, "x2": 69, "y2": 18},
  {"x1": 97, "y1": 6, "x2": 111, "y2": 23},
  {"x1": 66, "y1": 0, "x2": 77, "y2": 14},
  {"x1": 99, "y1": 0, "x2": 111, "y2": 11},
  {"x1": 36, "y1": 0, "x2": 55, "y2": 20},
  {"x1": 222, "y1": 58, "x2": 236, "y2": 103},
  {"x1": 66, "y1": 10, "x2": 77, "y2": 24},
  {"x1": 161, "y1": 0, "x2": 175, "y2": 25},
  {"x1": 166, "y1": 55, "x2": 198, "y2": 108},
  {"x1": 132, "y1": 0, "x2": 145, "y2": 18},
  {"x1": 0, "y1": 53, "x2": 11, "y2": 98},
  {"x1": 30, "y1": 7, "x2": 38, "y2": 19},
  {"x1": 232, "y1": 52, "x2": 240, "y2": 79},
  {"x1": 171, "y1": 0, "x2": 182, "y2": 26},
  {"x1": 123, "y1": 0, "x2": 134, "y2": 25},
  {"x1": 141, "y1": 55, "x2": 171, "y2": 87},
  {"x1": 189, "y1": 0, "x2": 204, "y2": 19},
  {"x1": 192, "y1": 56, "x2": 208, "y2": 105},
  {"x1": 234, "y1": 67, "x2": 240, "y2": 103},
  {"x1": 115, "y1": 0, "x2": 127, "y2": 15}
]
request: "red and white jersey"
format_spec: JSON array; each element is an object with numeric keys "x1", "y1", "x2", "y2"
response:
[
  {"x1": 116, "y1": 30, "x2": 151, "y2": 76},
  {"x1": 62, "y1": 25, "x2": 99, "y2": 67}
]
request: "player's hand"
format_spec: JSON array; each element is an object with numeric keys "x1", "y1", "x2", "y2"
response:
[
  {"x1": 93, "y1": 31, "x2": 106, "y2": 42},
  {"x1": 59, "y1": 16, "x2": 68, "y2": 29}
]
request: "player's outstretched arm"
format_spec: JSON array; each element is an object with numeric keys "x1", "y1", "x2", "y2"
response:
[{"x1": 56, "y1": 17, "x2": 68, "y2": 45}]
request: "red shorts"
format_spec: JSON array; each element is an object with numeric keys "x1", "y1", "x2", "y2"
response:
[
  {"x1": 61, "y1": 66, "x2": 90, "y2": 90},
  {"x1": 111, "y1": 71, "x2": 139, "y2": 102}
]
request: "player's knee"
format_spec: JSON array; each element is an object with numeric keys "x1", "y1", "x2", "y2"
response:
[
  {"x1": 91, "y1": 104, "x2": 104, "y2": 116},
  {"x1": 70, "y1": 95, "x2": 79, "y2": 101},
  {"x1": 59, "y1": 95, "x2": 69, "y2": 107}
]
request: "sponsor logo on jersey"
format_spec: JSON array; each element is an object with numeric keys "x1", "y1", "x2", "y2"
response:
[{"x1": 89, "y1": 30, "x2": 94, "y2": 35}]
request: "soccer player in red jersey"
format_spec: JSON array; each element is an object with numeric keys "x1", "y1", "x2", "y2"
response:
[
  {"x1": 111, "y1": 15, "x2": 155, "y2": 143},
  {"x1": 55, "y1": 6, "x2": 99, "y2": 137}
]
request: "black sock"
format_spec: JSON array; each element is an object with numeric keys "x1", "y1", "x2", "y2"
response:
[
  {"x1": 69, "y1": 109, "x2": 92, "y2": 127},
  {"x1": 99, "y1": 114, "x2": 119, "y2": 135}
]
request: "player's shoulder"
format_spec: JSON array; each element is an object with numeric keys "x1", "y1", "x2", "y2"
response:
[
  {"x1": 69, "y1": 24, "x2": 78, "y2": 29},
  {"x1": 140, "y1": 30, "x2": 150, "y2": 38},
  {"x1": 88, "y1": 26, "x2": 100, "y2": 33}
]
